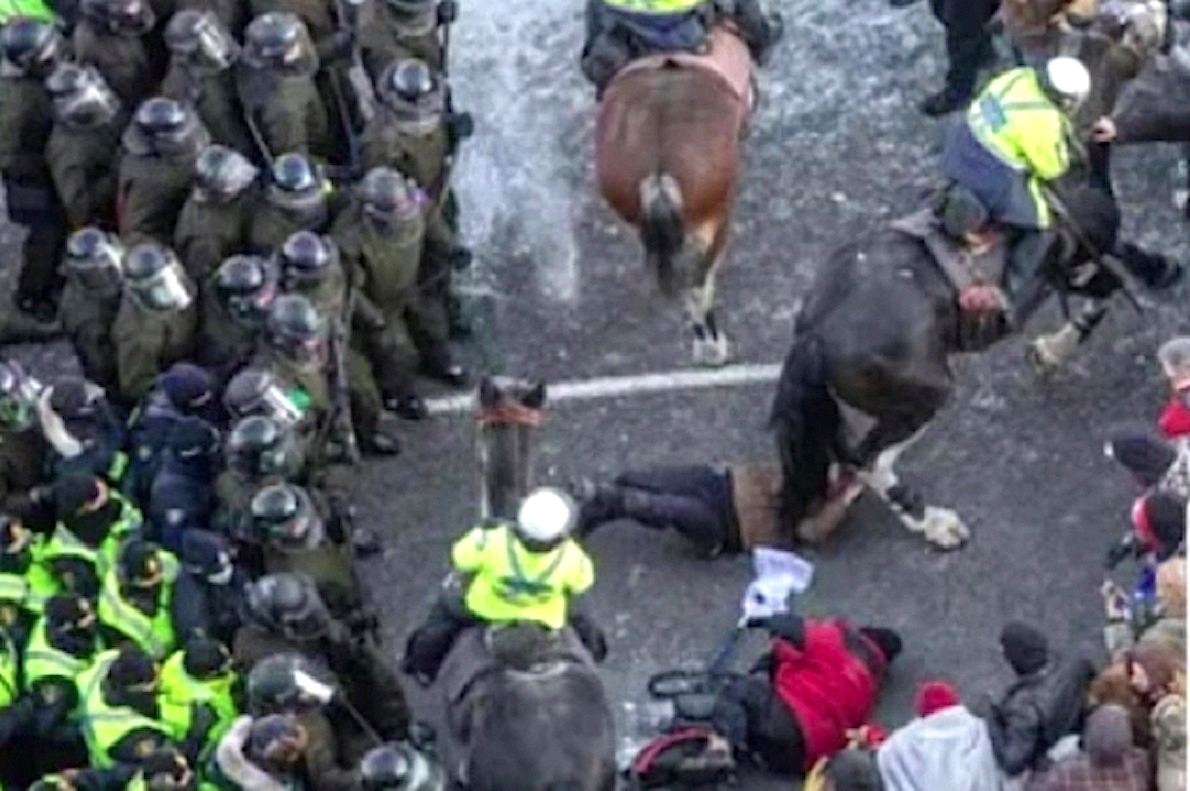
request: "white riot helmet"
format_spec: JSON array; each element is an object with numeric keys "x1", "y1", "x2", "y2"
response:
[
  {"x1": 1042, "y1": 56, "x2": 1091, "y2": 113},
  {"x1": 515, "y1": 487, "x2": 575, "y2": 550}
]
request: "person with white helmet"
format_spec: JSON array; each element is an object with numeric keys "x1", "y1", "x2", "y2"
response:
[
  {"x1": 402, "y1": 486, "x2": 607, "y2": 685},
  {"x1": 940, "y1": 56, "x2": 1092, "y2": 326}
]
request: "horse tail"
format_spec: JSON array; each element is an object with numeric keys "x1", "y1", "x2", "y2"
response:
[
  {"x1": 638, "y1": 171, "x2": 685, "y2": 297},
  {"x1": 769, "y1": 333, "x2": 839, "y2": 529}
]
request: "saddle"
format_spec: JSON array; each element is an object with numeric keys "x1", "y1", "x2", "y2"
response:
[
  {"x1": 611, "y1": 24, "x2": 756, "y2": 114},
  {"x1": 443, "y1": 624, "x2": 591, "y2": 708}
]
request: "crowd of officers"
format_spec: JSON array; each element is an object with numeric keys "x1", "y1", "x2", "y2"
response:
[
  {"x1": 0, "y1": 0, "x2": 477, "y2": 455},
  {"x1": 0, "y1": 0, "x2": 480, "y2": 782}
]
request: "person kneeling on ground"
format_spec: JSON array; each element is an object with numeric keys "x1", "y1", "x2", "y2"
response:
[
  {"x1": 403, "y1": 487, "x2": 608, "y2": 685},
  {"x1": 708, "y1": 612, "x2": 901, "y2": 776}
]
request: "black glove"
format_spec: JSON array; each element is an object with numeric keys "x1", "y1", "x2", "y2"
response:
[
  {"x1": 1105, "y1": 533, "x2": 1140, "y2": 569},
  {"x1": 437, "y1": 0, "x2": 457, "y2": 24},
  {"x1": 746, "y1": 613, "x2": 805, "y2": 648}
]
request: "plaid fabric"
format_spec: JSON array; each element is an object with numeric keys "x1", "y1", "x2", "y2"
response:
[{"x1": 1031, "y1": 749, "x2": 1152, "y2": 791}]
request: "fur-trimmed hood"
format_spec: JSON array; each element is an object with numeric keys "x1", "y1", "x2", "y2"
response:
[{"x1": 215, "y1": 716, "x2": 291, "y2": 791}]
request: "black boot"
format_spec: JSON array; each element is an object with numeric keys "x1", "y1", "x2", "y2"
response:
[
  {"x1": 571, "y1": 480, "x2": 626, "y2": 537},
  {"x1": 358, "y1": 429, "x2": 401, "y2": 456},
  {"x1": 919, "y1": 83, "x2": 972, "y2": 117},
  {"x1": 385, "y1": 392, "x2": 429, "y2": 421},
  {"x1": 1116, "y1": 242, "x2": 1183, "y2": 290}
]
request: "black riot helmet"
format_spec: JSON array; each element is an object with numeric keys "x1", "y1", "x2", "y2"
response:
[
  {"x1": 250, "y1": 483, "x2": 323, "y2": 547},
  {"x1": 380, "y1": 58, "x2": 444, "y2": 122},
  {"x1": 0, "y1": 361, "x2": 41, "y2": 432},
  {"x1": 382, "y1": 0, "x2": 440, "y2": 29},
  {"x1": 359, "y1": 744, "x2": 447, "y2": 791},
  {"x1": 80, "y1": 0, "x2": 155, "y2": 35},
  {"x1": 45, "y1": 63, "x2": 121, "y2": 127},
  {"x1": 223, "y1": 369, "x2": 302, "y2": 427},
  {"x1": 226, "y1": 415, "x2": 291, "y2": 475},
  {"x1": 267, "y1": 152, "x2": 327, "y2": 215},
  {"x1": 195, "y1": 145, "x2": 259, "y2": 201},
  {"x1": 243, "y1": 12, "x2": 306, "y2": 67},
  {"x1": 123, "y1": 243, "x2": 193, "y2": 311},
  {"x1": 0, "y1": 18, "x2": 62, "y2": 75},
  {"x1": 359, "y1": 167, "x2": 421, "y2": 227},
  {"x1": 63, "y1": 227, "x2": 124, "y2": 298},
  {"x1": 267, "y1": 294, "x2": 324, "y2": 365},
  {"x1": 165, "y1": 9, "x2": 238, "y2": 70},
  {"x1": 247, "y1": 653, "x2": 333, "y2": 714},
  {"x1": 128, "y1": 97, "x2": 210, "y2": 155},
  {"x1": 277, "y1": 231, "x2": 337, "y2": 289},
  {"x1": 244, "y1": 572, "x2": 331, "y2": 640},
  {"x1": 215, "y1": 255, "x2": 277, "y2": 327}
]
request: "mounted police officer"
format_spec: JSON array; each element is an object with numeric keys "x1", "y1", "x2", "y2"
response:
[
  {"x1": 0, "y1": 18, "x2": 68, "y2": 321},
  {"x1": 175, "y1": 145, "x2": 260, "y2": 284},
  {"x1": 249, "y1": 153, "x2": 336, "y2": 252},
  {"x1": 118, "y1": 98, "x2": 211, "y2": 244},
  {"x1": 113, "y1": 243, "x2": 198, "y2": 406},
  {"x1": 59, "y1": 229, "x2": 124, "y2": 394},
  {"x1": 941, "y1": 56, "x2": 1092, "y2": 325},
  {"x1": 73, "y1": 0, "x2": 158, "y2": 106},
  {"x1": 200, "y1": 256, "x2": 279, "y2": 382},
  {"x1": 580, "y1": 0, "x2": 782, "y2": 93},
  {"x1": 238, "y1": 12, "x2": 331, "y2": 161},
  {"x1": 403, "y1": 487, "x2": 608, "y2": 685},
  {"x1": 45, "y1": 64, "x2": 125, "y2": 231},
  {"x1": 162, "y1": 10, "x2": 255, "y2": 155}
]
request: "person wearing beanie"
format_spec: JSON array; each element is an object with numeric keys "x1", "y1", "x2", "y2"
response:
[
  {"x1": 1104, "y1": 426, "x2": 1179, "y2": 489},
  {"x1": 76, "y1": 645, "x2": 176, "y2": 769},
  {"x1": 24, "y1": 593, "x2": 100, "y2": 742},
  {"x1": 42, "y1": 473, "x2": 143, "y2": 599},
  {"x1": 38, "y1": 376, "x2": 128, "y2": 484},
  {"x1": 875, "y1": 680, "x2": 1000, "y2": 791},
  {"x1": 988, "y1": 621, "x2": 1096, "y2": 777},
  {"x1": 1029, "y1": 704, "x2": 1150, "y2": 791},
  {"x1": 97, "y1": 540, "x2": 182, "y2": 661},
  {"x1": 1157, "y1": 336, "x2": 1190, "y2": 440},
  {"x1": 709, "y1": 612, "x2": 900, "y2": 776},
  {"x1": 172, "y1": 530, "x2": 247, "y2": 646},
  {"x1": 148, "y1": 417, "x2": 221, "y2": 553},
  {"x1": 159, "y1": 635, "x2": 239, "y2": 754},
  {"x1": 212, "y1": 714, "x2": 311, "y2": 791}
]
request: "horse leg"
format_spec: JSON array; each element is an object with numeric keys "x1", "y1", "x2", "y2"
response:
[
  {"x1": 856, "y1": 421, "x2": 970, "y2": 550},
  {"x1": 684, "y1": 226, "x2": 730, "y2": 366},
  {"x1": 1027, "y1": 299, "x2": 1109, "y2": 375}
]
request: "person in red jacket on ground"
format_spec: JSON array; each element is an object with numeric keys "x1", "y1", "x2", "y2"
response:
[
  {"x1": 1157, "y1": 337, "x2": 1190, "y2": 440},
  {"x1": 709, "y1": 612, "x2": 901, "y2": 776}
]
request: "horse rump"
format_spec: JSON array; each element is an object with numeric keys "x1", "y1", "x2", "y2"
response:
[
  {"x1": 638, "y1": 171, "x2": 685, "y2": 296},
  {"x1": 770, "y1": 333, "x2": 841, "y2": 528}
]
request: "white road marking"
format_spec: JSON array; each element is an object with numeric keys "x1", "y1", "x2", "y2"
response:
[{"x1": 424, "y1": 362, "x2": 782, "y2": 415}]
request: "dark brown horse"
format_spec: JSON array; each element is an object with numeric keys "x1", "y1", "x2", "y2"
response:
[{"x1": 595, "y1": 25, "x2": 753, "y2": 365}]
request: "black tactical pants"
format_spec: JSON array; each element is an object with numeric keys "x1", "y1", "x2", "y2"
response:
[
  {"x1": 929, "y1": 0, "x2": 998, "y2": 102},
  {"x1": 5, "y1": 178, "x2": 66, "y2": 318}
]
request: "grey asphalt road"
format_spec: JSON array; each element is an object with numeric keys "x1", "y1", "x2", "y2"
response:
[{"x1": 1, "y1": 0, "x2": 1186, "y2": 787}]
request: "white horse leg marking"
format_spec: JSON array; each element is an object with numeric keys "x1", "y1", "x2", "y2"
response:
[{"x1": 686, "y1": 223, "x2": 730, "y2": 366}]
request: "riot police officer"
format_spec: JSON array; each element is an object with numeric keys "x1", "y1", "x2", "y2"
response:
[
  {"x1": 238, "y1": 12, "x2": 331, "y2": 161},
  {"x1": 73, "y1": 0, "x2": 158, "y2": 106},
  {"x1": 359, "y1": 0, "x2": 454, "y2": 76},
  {"x1": 215, "y1": 414, "x2": 306, "y2": 557},
  {"x1": 199, "y1": 255, "x2": 279, "y2": 381},
  {"x1": 250, "y1": 153, "x2": 336, "y2": 252},
  {"x1": 161, "y1": 10, "x2": 254, "y2": 154},
  {"x1": 118, "y1": 98, "x2": 211, "y2": 243},
  {"x1": 175, "y1": 145, "x2": 260, "y2": 283},
  {"x1": 0, "y1": 18, "x2": 67, "y2": 321},
  {"x1": 359, "y1": 742, "x2": 446, "y2": 791},
  {"x1": 45, "y1": 64, "x2": 125, "y2": 231},
  {"x1": 58, "y1": 229, "x2": 123, "y2": 393},
  {"x1": 113, "y1": 243, "x2": 198, "y2": 406}
]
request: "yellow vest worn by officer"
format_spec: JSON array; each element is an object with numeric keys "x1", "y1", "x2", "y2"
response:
[
  {"x1": 601, "y1": 0, "x2": 702, "y2": 15},
  {"x1": 0, "y1": 628, "x2": 19, "y2": 709},
  {"x1": 24, "y1": 614, "x2": 93, "y2": 700},
  {"x1": 453, "y1": 490, "x2": 594, "y2": 631},
  {"x1": 0, "y1": 0, "x2": 54, "y2": 23},
  {"x1": 2, "y1": 531, "x2": 54, "y2": 617},
  {"x1": 98, "y1": 547, "x2": 179, "y2": 661},
  {"x1": 159, "y1": 649, "x2": 238, "y2": 749},
  {"x1": 78, "y1": 649, "x2": 175, "y2": 769},
  {"x1": 41, "y1": 490, "x2": 143, "y2": 595},
  {"x1": 963, "y1": 66, "x2": 1073, "y2": 228}
]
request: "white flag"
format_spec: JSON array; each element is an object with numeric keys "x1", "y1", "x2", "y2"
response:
[{"x1": 739, "y1": 547, "x2": 814, "y2": 625}]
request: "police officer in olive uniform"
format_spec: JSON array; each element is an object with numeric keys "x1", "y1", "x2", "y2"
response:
[
  {"x1": 232, "y1": 573, "x2": 410, "y2": 743},
  {"x1": 73, "y1": 0, "x2": 158, "y2": 106},
  {"x1": 358, "y1": 742, "x2": 446, "y2": 791},
  {"x1": 331, "y1": 169, "x2": 429, "y2": 416},
  {"x1": 0, "y1": 19, "x2": 68, "y2": 321},
  {"x1": 24, "y1": 594, "x2": 99, "y2": 764},
  {"x1": 59, "y1": 229, "x2": 124, "y2": 393},
  {"x1": 249, "y1": 153, "x2": 339, "y2": 252},
  {"x1": 277, "y1": 231, "x2": 404, "y2": 440},
  {"x1": 0, "y1": 363, "x2": 49, "y2": 522},
  {"x1": 200, "y1": 256, "x2": 279, "y2": 383},
  {"x1": 175, "y1": 146, "x2": 260, "y2": 285},
  {"x1": 45, "y1": 64, "x2": 126, "y2": 232},
  {"x1": 113, "y1": 243, "x2": 199, "y2": 407},
  {"x1": 118, "y1": 98, "x2": 211, "y2": 244},
  {"x1": 359, "y1": 0, "x2": 452, "y2": 77},
  {"x1": 238, "y1": 13, "x2": 331, "y2": 161},
  {"x1": 362, "y1": 60, "x2": 472, "y2": 360},
  {"x1": 161, "y1": 10, "x2": 255, "y2": 155}
]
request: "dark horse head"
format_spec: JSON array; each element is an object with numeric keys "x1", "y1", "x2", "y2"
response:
[{"x1": 475, "y1": 376, "x2": 547, "y2": 522}]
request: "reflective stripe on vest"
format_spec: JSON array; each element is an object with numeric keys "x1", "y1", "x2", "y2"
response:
[
  {"x1": 967, "y1": 70, "x2": 1060, "y2": 172},
  {"x1": 0, "y1": 0, "x2": 53, "y2": 22},
  {"x1": 602, "y1": 0, "x2": 703, "y2": 13},
  {"x1": 24, "y1": 618, "x2": 90, "y2": 688},
  {"x1": 159, "y1": 652, "x2": 238, "y2": 747},
  {"x1": 0, "y1": 632, "x2": 18, "y2": 707},
  {"x1": 499, "y1": 528, "x2": 566, "y2": 603},
  {"x1": 0, "y1": 573, "x2": 28, "y2": 606},
  {"x1": 79, "y1": 651, "x2": 172, "y2": 769},
  {"x1": 98, "y1": 555, "x2": 178, "y2": 660}
]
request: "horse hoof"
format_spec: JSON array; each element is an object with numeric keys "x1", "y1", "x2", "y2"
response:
[
  {"x1": 904, "y1": 505, "x2": 968, "y2": 549},
  {"x1": 1026, "y1": 339, "x2": 1060, "y2": 378},
  {"x1": 692, "y1": 335, "x2": 731, "y2": 367}
]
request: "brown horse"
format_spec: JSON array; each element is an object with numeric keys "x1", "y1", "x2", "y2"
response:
[{"x1": 594, "y1": 25, "x2": 753, "y2": 366}]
